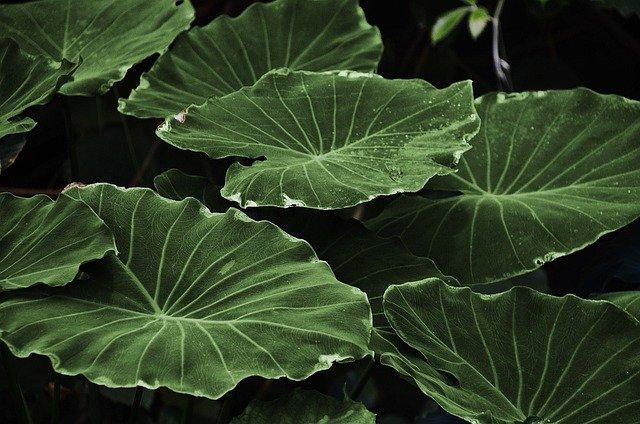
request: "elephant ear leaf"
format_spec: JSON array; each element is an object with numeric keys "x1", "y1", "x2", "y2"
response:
[
  {"x1": 0, "y1": 39, "x2": 74, "y2": 142},
  {"x1": 157, "y1": 69, "x2": 479, "y2": 209},
  {"x1": 0, "y1": 192, "x2": 116, "y2": 290},
  {"x1": 230, "y1": 388, "x2": 375, "y2": 424},
  {"x1": 0, "y1": 0, "x2": 194, "y2": 95},
  {"x1": 119, "y1": 0, "x2": 383, "y2": 119},
  {"x1": 368, "y1": 89, "x2": 640, "y2": 286},
  {"x1": 376, "y1": 279, "x2": 640, "y2": 424},
  {"x1": 0, "y1": 184, "x2": 372, "y2": 399}
]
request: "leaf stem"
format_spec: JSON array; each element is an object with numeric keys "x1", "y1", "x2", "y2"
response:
[
  {"x1": 0, "y1": 343, "x2": 32, "y2": 424},
  {"x1": 62, "y1": 98, "x2": 80, "y2": 181},
  {"x1": 51, "y1": 374, "x2": 61, "y2": 424},
  {"x1": 491, "y1": 0, "x2": 513, "y2": 91},
  {"x1": 180, "y1": 396, "x2": 195, "y2": 424},
  {"x1": 112, "y1": 87, "x2": 140, "y2": 179},
  {"x1": 349, "y1": 357, "x2": 374, "y2": 401},
  {"x1": 128, "y1": 387, "x2": 144, "y2": 424}
]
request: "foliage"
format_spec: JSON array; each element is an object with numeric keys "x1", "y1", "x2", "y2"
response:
[{"x1": 1, "y1": 0, "x2": 640, "y2": 422}]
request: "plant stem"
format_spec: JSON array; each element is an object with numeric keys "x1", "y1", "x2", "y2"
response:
[
  {"x1": 128, "y1": 387, "x2": 144, "y2": 424},
  {"x1": 215, "y1": 391, "x2": 235, "y2": 424},
  {"x1": 349, "y1": 358, "x2": 374, "y2": 401},
  {"x1": 62, "y1": 99, "x2": 80, "y2": 181},
  {"x1": 112, "y1": 87, "x2": 140, "y2": 178},
  {"x1": 180, "y1": 396, "x2": 195, "y2": 424},
  {"x1": 52, "y1": 374, "x2": 61, "y2": 424},
  {"x1": 0, "y1": 343, "x2": 32, "y2": 424},
  {"x1": 491, "y1": 0, "x2": 513, "y2": 91}
]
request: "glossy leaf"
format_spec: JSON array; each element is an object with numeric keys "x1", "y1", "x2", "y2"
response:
[
  {"x1": 0, "y1": 192, "x2": 115, "y2": 290},
  {"x1": 376, "y1": 279, "x2": 640, "y2": 424},
  {"x1": 157, "y1": 69, "x2": 479, "y2": 209},
  {"x1": 230, "y1": 388, "x2": 375, "y2": 423},
  {"x1": 0, "y1": 0, "x2": 194, "y2": 96},
  {"x1": 369, "y1": 89, "x2": 640, "y2": 285},
  {"x1": 119, "y1": 0, "x2": 382, "y2": 119},
  {"x1": 0, "y1": 184, "x2": 372, "y2": 398},
  {"x1": 0, "y1": 39, "x2": 73, "y2": 141}
]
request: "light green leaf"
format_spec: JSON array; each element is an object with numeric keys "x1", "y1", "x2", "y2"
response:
[
  {"x1": 230, "y1": 388, "x2": 375, "y2": 423},
  {"x1": 119, "y1": 0, "x2": 383, "y2": 119},
  {"x1": 156, "y1": 69, "x2": 479, "y2": 209},
  {"x1": 376, "y1": 279, "x2": 640, "y2": 424},
  {"x1": 468, "y1": 7, "x2": 491, "y2": 39},
  {"x1": 0, "y1": 184, "x2": 372, "y2": 399},
  {"x1": 0, "y1": 192, "x2": 115, "y2": 290},
  {"x1": 431, "y1": 7, "x2": 472, "y2": 44},
  {"x1": 0, "y1": 0, "x2": 194, "y2": 96},
  {"x1": 368, "y1": 89, "x2": 640, "y2": 285},
  {"x1": 0, "y1": 39, "x2": 74, "y2": 141},
  {"x1": 153, "y1": 168, "x2": 229, "y2": 212},
  {"x1": 597, "y1": 291, "x2": 640, "y2": 320}
]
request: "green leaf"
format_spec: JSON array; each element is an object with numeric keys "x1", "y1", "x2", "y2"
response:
[
  {"x1": 118, "y1": 0, "x2": 383, "y2": 119},
  {"x1": 0, "y1": 0, "x2": 194, "y2": 96},
  {"x1": 431, "y1": 7, "x2": 472, "y2": 44},
  {"x1": 0, "y1": 39, "x2": 74, "y2": 141},
  {"x1": 156, "y1": 69, "x2": 479, "y2": 209},
  {"x1": 153, "y1": 169, "x2": 230, "y2": 212},
  {"x1": 376, "y1": 279, "x2": 640, "y2": 424},
  {"x1": 597, "y1": 291, "x2": 640, "y2": 320},
  {"x1": 230, "y1": 388, "x2": 375, "y2": 423},
  {"x1": 0, "y1": 135, "x2": 26, "y2": 175},
  {"x1": 368, "y1": 89, "x2": 640, "y2": 285},
  {"x1": 0, "y1": 192, "x2": 115, "y2": 290},
  {"x1": 468, "y1": 7, "x2": 491, "y2": 39},
  {"x1": 0, "y1": 184, "x2": 372, "y2": 398}
]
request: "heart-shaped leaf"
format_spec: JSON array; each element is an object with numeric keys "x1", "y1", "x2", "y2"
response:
[
  {"x1": 368, "y1": 89, "x2": 640, "y2": 285},
  {"x1": 0, "y1": 0, "x2": 194, "y2": 96},
  {"x1": 157, "y1": 69, "x2": 479, "y2": 209},
  {"x1": 0, "y1": 184, "x2": 372, "y2": 398},
  {"x1": 119, "y1": 0, "x2": 383, "y2": 119},
  {"x1": 0, "y1": 192, "x2": 115, "y2": 290},
  {"x1": 0, "y1": 39, "x2": 74, "y2": 141},
  {"x1": 376, "y1": 279, "x2": 640, "y2": 424},
  {"x1": 230, "y1": 388, "x2": 375, "y2": 423}
]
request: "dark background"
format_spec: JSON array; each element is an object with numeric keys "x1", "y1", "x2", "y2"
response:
[{"x1": 1, "y1": 0, "x2": 639, "y2": 422}]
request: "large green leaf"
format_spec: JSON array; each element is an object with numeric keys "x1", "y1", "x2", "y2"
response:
[
  {"x1": 375, "y1": 279, "x2": 640, "y2": 424},
  {"x1": 119, "y1": 0, "x2": 383, "y2": 119},
  {"x1": 368, "y1": 89, "x2": 640, "y2": 285},
  {"x1": 156, "y1": 69, "x2": 479, "y2": 209},
  {"x1": 0, "y1": 39, "x2": 73, "y2": 141},
  {"x1": 0, "y1": 0, "x2": 194, "y2": 96},
  {"x1": 230, "y1": 388, "x2": 375, "y2": 423},
  {"x1": 0, "y1": 192, "x2": 115, "y2": 290},
  {"x1": 0, "y1": 184, "x2": 371, "y2": 398}
]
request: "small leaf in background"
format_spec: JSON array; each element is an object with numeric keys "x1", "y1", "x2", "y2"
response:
[
  {"x1": 468, "y1": 7, "x2": 491, "y2": 39},
  {"x1": 0, "y1": 184, "x2": 372, "y2": 399},
  {"x1": 0, "y1": 0, "x2": 194, "y2": 96},
  {"x1": 376, "y1": 279, "x2": 640, "y2": 423},
  {"x1": 157, "y1": 69, "x2": 479, "y2": 209},
  {"x1": 0, "y1": 135, "x2": 26, "y2": 175},
  {"x1": 230, "y1": 388, "x2": 375, "y2": 423},
  {"x1": 0, "y1": 192, "x2": 115, "y2": 290},
  {"x1": 431, "y1": 7, "x2": 472, "y2": 44},
  {"x1": 368, "y1": 89, "x2": 640, "y2": 286},
  {"x1": 119, "y1": 0, "x2": 383, "y2": 119}
]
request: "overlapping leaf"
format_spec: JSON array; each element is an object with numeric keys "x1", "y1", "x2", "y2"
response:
[
  {"x1": 0, "y1": 184, "x2": 372, "y2": 399},
  {"x1": 154, "y1": 169, "x2": 231, "y2": 212},
  {"x1": 598, "y1": 291, "x2": 640, "y2": 319},
  {"x1": 157, "y1": 69, "x2": 479, "y2": 209},
  {"x1": 0, "y1": 192, "x2": 115, "y2": 290},
  {"x1": 0, "y1": 0, "x2": 194, "y2": 96},
  {"x1": 0, "y1": 39, "x2": 73, "y2": 142},
  {"x1": 119, "y1": 0, "x2": 383, "y2": 119},
  {"x1": 230, "y1": 388, "x2": 375, "y2": 424},
  {"x1": 375, "y1": 279, "x2": 640, "y2": 424},
  {"x1": 368, "y1": 89, "x2": 640, "y2": 285}
]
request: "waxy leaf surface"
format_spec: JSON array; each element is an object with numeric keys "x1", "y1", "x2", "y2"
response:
[
  {"x1": 119, "y1": 0, "x2": 382, "y2": 118},
  {"x1": 376, "y1": 279, "x2": 640, "y2": 424},
  {"x1": 157, "y1": 69, "x2": 479, "y2": 209},
  {"x1": 0, "y1": 192, "x2": 115, "y2": 290},
  {"x1": 0, "y1": 184, "x2": 372, "y2": 398},
  {"x1": 231, "y1": 388, "x2": 375, "y2": 424},
  {"x1": 369, "y1": 89, "x2": 640, "y2": 285},
  {"x1": 0, "y1": 0, "x2": 194, "y2": 96}
]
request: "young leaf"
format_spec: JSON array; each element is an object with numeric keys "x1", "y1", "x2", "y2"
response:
[
  {"x1": 0, "y1": 184, "x2": 372, "y2": 399},
  {"x1": 0, "y1": 39, "x2": 74, "y2": 141},
  {"x1": 119, "y1": 0, "x2": 383, "y2": 119},
  {"x1": 230, "y1": 388, "x2": 375, "y2": 423},
  {"x1": 368, "y1": 89, "x2": 640, "y2": 285},
  {"x1": 0, "y1": 0, "x2": 194, "y2": 96},
  {"x1": 468, "y1": 7, "x2": 491, "y2": 39},
  {"x1": 157, "y1": 69, "x2": 479, "y2": 209},
  {"x1": 431, "y1": 7, "x2": 471, "y2": 44},
  {"x1": 376, "y1": 279, "x2": 640, "y2": 423},
  {"x1": 0, "y1": 192, "x2": 115, "y2": 290}
]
